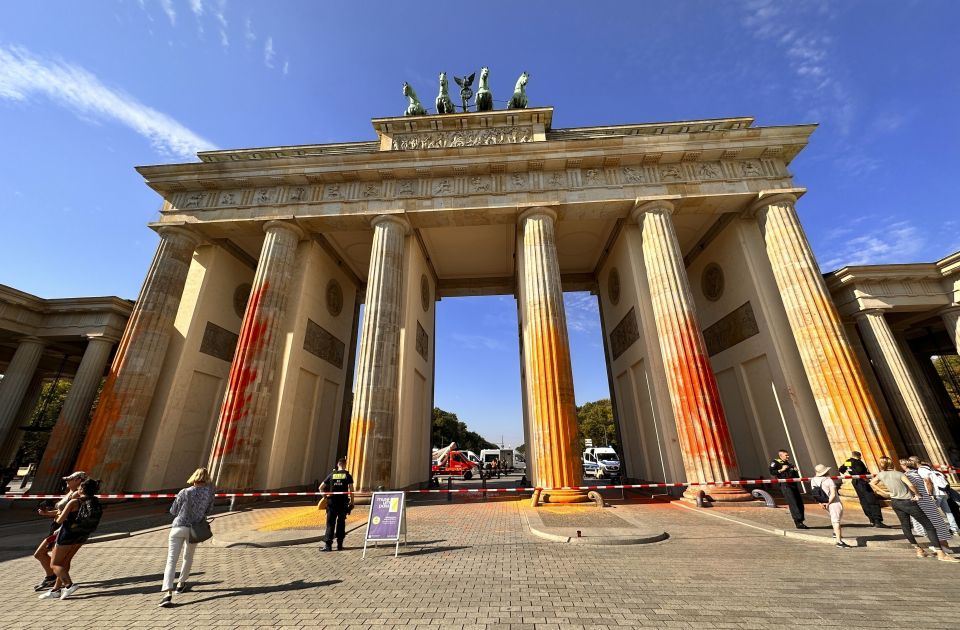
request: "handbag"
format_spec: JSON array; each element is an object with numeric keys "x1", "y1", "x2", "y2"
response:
[{"x1": 188, "y1": 518, "x2": 213, "y2": 543}]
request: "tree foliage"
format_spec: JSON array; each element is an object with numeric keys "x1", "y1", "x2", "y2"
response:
[
  {"x1": 933, "y1": 355, "x2": 960, "y2": 410},
  {"x1": 576, "y1": 398, "x2": 615, "y2": 452},
  {"x1": 18, "y1": 379, "x2": 72, "y2": 465},
  {"x1": 431, "y1": 407, "x2": 497, "y2": 453}
]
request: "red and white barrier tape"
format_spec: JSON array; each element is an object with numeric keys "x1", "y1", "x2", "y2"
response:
[{"x1": 0, "y1": 473, "x2": 902, "y2": 500}]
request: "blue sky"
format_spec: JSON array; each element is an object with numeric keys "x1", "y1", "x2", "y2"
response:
[{"x1": 2, "y1": 1, "x2": 958, "y2": 447}]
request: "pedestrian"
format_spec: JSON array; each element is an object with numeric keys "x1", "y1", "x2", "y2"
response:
[
  {"x1": 158, "y1": 467, "x2": 215, "y2": 608},
  {"x1": 902, "y1": 458, "x2": 955, "y2": 555},
  {"x1": 916, "y1": 460, "x2": 959, "y2": 534},
  {"x1": 936, "y1": 464, "x2": 960, "y2": 526},
  {"x1": 838, "y1": 451, "x2": 886, "y2": 528},
  {"x1": 320, "y1": 457, "x2": 354, "y2": 552},
  {"x1": 769, "y1": 449, "x2": 807, "y2": 529},
  {"x1": 32, "y1": 471, "x2": 85, "y2": 592},
  {"x1": 811, "y1": 464, "x2": 851, "y2": 548},
  {"x1": 870, "y1": 457, "x2": 958, "y2": 562},
  {"x1": 39, "y1": 478, "x2": 103, "y2": 600}
]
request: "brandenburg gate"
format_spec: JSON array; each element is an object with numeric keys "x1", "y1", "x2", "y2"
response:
[{"x1": 67, "y1": 102, "x2": 953, "y2": 502}]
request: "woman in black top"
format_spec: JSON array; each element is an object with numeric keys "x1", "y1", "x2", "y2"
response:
[{"x1": 39, "y1": 478, "x2": 102, "y2": 600}]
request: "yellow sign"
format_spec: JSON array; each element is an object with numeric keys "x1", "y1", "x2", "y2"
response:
[{"x1": 389, "y1": 498, "x2": 399, "y2": 512}]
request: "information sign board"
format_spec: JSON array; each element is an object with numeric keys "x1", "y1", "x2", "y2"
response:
[{"x1": 362, "y1": 491, "x2": 407, "y2": 558}]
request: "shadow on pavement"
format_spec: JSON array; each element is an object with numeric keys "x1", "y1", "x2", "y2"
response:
[
  {"x1": 398, "y1": 545, "x2": 470, "y2": 557},
  {"x1": 182, "y1": 579, "x2": 342, "y2": 605},
  {"x1": 74, "y1": 579, "x2": 222, "y2": 599}
]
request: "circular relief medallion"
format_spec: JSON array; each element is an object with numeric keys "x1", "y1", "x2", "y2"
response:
[
  {"x1": 326, "y1": 279, "x2": 343, "y2": 317},
  {"x1": 608, "y1": 268, "x2": 621, "y2": 306},
  {"x1": 233, "y1": 283, "x2": 252, "y2": 318},
  {"x1": 702, "y1": 263, "x2": 724, "y2": 302},
  {"x1": 420, "y1": 274, "x2": 431, "y2": 312}
]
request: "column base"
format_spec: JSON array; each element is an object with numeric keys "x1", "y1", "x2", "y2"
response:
[
  {"x1": 540, "y1": 489, "x2": 591, "y2": 504},
  {"x1": 684, "y1": 485, "x2": 754, "y2": 502}
]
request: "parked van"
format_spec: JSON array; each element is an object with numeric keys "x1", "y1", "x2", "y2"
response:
[
  {"x1": 513, "y1": 451, "x2": 526, "y2": 472},
  {"x1": 480, "y1": 448, "x2": 515, "y2": 473},
  {"x1": 582, "y1": 447, "x2": 621, "y2": 479}
]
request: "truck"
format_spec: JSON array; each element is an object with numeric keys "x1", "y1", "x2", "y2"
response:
[
  {"x1": 480, "y1": 448, "x2": 515, "y2": 473},
  {"x1": 431, "y1": 442, "x2": 479, "y2": 480},
  {"x1": 582, "y1": 447, "x2": 621, "y2": 479}
]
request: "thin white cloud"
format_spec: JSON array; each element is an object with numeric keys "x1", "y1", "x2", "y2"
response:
[
  {"x1": 564, "y1": 292, "x2": 600, "y2": 334},
  {"x1": 159, "y1": 0, "x2": 176, "y2": 25},
  {"x1": 244, "y1": 16, "x2": 256, "y2": 45},
  {"x1": 189, "y1": 0, "x2": 204, "y2": 17},
  {"x1": 213, "y1": 0, "x2": 229, "y2": 48},
  {"x1": 819, "y1": 217, "x2": 926, "y2": 269},
  {"x1": 283, "y1": 60, "x2": 289, "y2": 76},
  {"x1": 264, "y1": 36, "x2": 275, "y2": 68},
  {"x1": 449, "y1": 333, "x2": 506, "y2": 351},
  {"x1": 0, "y1": 44, "x2": 216, "y2": 159}
]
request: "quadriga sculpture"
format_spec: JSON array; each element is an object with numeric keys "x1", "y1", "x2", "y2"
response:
[
  {"x1": 474, "y1": 66, "x2": 493, "y2": 112},
  {"x1": 435, "y1": 72, "x2": 456, "y2": 114},
  {"x1": 507, "y1": 71, "x2": 529, "y2": 109},
  {"x1": 402, "y1": 82, "x2": 426, "y2": 116}
]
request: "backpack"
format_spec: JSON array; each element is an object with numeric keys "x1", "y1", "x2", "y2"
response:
[
  {"x1": 810, "y1": 481, "x2": 830, "y2": 504},
  {"x1": 71, "y1": 497, "x2": 103, "y2": 536}
]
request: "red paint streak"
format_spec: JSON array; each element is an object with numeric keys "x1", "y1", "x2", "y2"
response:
[
  {"x1": 74, "y1": 370, "x2": 123, "y2": 471},
  {"x1": 212, "y1": 282, "x2": 270, "y2": 458}
]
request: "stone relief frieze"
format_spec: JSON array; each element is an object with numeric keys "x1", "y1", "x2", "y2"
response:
[
  {"x1": 610, "y1": 307, "x2": 639, "y2": 361},
  {"x1": 169, "y1": 159, "x2": 783, "y2": 210},
  {"x1": 392, "y1": 126, "x2": 533, "y2": 151},
  {"x1": 199, "y1": 321, "x2": 239, "y2": 362},
  {"x1": 303, "y1": 319, "x2": 345, "y2": 368},
  {"x1": 415, "y1": 321, "x2": 429, "y2": 360},
  {"x1": 703, "y1": 301, "x2": 759, "y2": 357}
]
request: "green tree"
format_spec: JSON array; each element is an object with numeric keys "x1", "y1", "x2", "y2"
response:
[
  {"x1": 18, "y1": 379, "x2": 72, "y2": 465},
  {"x1": 576, "y1": 398, "x2": 615, "y2": 452},
  {"x1": 933, "y1": 355, "x2": 960, "y2": 410},
  {"x1": 431, "y1": 407, "x2": 497, "y2": 453}
]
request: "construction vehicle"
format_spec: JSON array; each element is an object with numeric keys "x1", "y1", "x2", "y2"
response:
[{"x1": 431, "y1": 442, "x2": 479, "y2": 480}]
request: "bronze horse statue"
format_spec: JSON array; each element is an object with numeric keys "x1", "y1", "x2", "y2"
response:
[
  {"x1": 436, "y1": 72, "x2": 456, "y2": 114},
  {"x1": 475, "y1": 67, "x2": 493, "y2": 112},
  {"x1": 507, "y1": 71, "x2": 529, "y2": 109},
  {"x1": 402, "y1": 82, "x2": 426, "y2": 116}
]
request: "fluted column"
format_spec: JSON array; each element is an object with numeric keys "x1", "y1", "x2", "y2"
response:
[
  {"x1": 518, "y1": 207, "x2": 586, "y2": 503},
  {"x1": 750, "y1": 194, "x2": 897, "y2": 470},
  {"x1": 32, "y1": 336, "x2": 115, "y2": 493},
  {"x1": 209, "y1": 221, "x2": 304, "y2": 490},
  {"x1": 634, "y1": 201, "x2": 750, "y2": 501},
  {"x1": 346, "y1": 215, "x2": 408, "y2": 494},
  {"x1": 857, "y1": 309, "x2": 952, "y2": 464},
  {"x1": 0, "y1": 337, "x2": 46, "y2": 454},
  {"x1": 75, "y1": 226, "x2": 201, "y2": 491},
  {"x1": 0, "y1": 373, "x2": 44, "y2": 466},
  {"x1": 942, "y1": 306, "x2": 960, "y2": 355}
]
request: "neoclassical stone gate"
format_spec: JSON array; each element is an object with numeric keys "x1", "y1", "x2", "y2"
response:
[{"x1": 65, "y1": 107, "x2": 958, "y2": 497}]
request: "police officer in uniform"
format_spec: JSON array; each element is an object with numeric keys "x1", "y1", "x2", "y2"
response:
[
  {"x1": 320, "y1": 457, "x2": 354, "y2": 551},
  {"x1": 769, "y1": 449, "x2": 807, "y2": 529},
  {"x1": 838, "y1": 450, "x2": 886, "y2": 527}
]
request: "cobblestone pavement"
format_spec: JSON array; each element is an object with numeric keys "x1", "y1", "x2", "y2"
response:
[{"x1": 2, "y1": 497, "x2": 960, "y2": 629}]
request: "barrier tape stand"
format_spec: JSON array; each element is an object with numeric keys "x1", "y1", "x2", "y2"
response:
[{"x1": 5, "y1": 471, "x2": 948, "y2": 501}]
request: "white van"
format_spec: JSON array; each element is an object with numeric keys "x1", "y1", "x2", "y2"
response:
[
  {"x1": 480, "y1": 448, "x2": 515, "y2": 473},
  {"x1": 582, "y1": 447, "x2": 621, "y2": 479},
  {"x1": 513, "y1": 451, "x2": 527, "y2": 472}
]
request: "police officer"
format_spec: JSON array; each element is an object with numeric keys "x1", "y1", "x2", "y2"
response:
[
  {"x1": 320, "y1": 457, "x2": 354, "y2": 551},
  {"x1": 769, "y1": 449, "x2": 807, "y2": 529},
  {"x1": 838, "y1": 450, "x2": 886, "y2": 527}
]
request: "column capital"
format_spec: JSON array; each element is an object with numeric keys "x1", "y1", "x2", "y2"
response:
[
  {"x1": 938, "y1": 304, "x2": 960, "y2": 316},
  {"x1": 630, "y1": 199, "x2": 675, "y2": 223},
  {"x1": 15, "y1": 336, "x2": 46, "y2": 346},
  {"x1": 370, "y1": 214, "x2": 411, "y2": 235},
  {"x1": 855, "y1": 307, "x2": 892, "y2": 320},
  {"x1": 745, "y1": 192, "x2": 798, "y2": 219},
  {"x1": 154, "y1": 224, "x2": 203, "y2": 249},
  {"x1": 263, "y1": 219, "x2": 305, "y2": 240},
  {"x1": 517, "y1": 206, "x2": 558, "y2": 226},
  {"x1": 84, "y1": 333, "x2": 121, "y2": 345}
]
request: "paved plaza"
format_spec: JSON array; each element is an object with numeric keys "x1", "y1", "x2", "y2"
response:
[{"x1": 2, "y1": 495, "x2": 960, "y2": 629}]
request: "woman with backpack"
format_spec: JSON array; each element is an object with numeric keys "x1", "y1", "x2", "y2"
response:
[
  {"x1": 32, "y1": 470, "x2": 85, "y2": 592},
  {"x1": 39, "y1": 478, "x2": 103, "y2": 600},
  {"x1": 810, "y1": 464, "x2": 851, "y2": 548},
  {"x1": 159, "y1": 467, "x2": 215, "y2": 608}
]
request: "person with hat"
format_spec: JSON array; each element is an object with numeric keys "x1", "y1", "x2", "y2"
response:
[
  {"x1": 811, "y1": 464, "x2": 851, "y2": 548},
  {"x1": 769, "y1": 450, "x2": 807, "y2": 528},
  {"x1": 838, "y1": 451, "x2": 886, "y2": 527},
  {"x1": 32, "y1": 471, "x2": 86, "y2": 592}
]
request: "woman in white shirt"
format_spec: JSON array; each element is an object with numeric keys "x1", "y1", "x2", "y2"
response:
[{"x1": 811, "y1": 464, "x2": 850, "y2": 549}]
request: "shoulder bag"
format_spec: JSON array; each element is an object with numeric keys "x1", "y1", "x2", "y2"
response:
[{"x1": 189, "y1": 517, "x2": 213, "y2": 543}]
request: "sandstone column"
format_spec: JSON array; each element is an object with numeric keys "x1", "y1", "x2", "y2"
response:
[
  {"x1": 517, "y1": 207, "x2": 586, "y2": 503},
  {"x1": 750, "y1": 194, "x2": 897, "y2": 469},
  {"x1": 942, "y1": 306, "x2": 960, "y2": 355},
  {"x1": 209, "y1": 221, "x2": 304, "y2": 490},
  {"x1": 32, "y1": 336, "x2": 115, "y2": 493},
  {"x1": 856, "y1": 310, "x2": 950, "y2": 463},
  {"x1": 74, "y1": 226, "x2": 201, "y2": 491},
  {"x1": 634, "y1": 201, "x2": 750, "y2": 500},
  {"x1": 0, "y1": 373, "x2": 45, "y2": 465},
  {"x1": 346, "y1": 215, "x2": 408, "y2": 494},
  {"x1": 0, "y1": 337, "x2": 46, "y2": 454}
]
